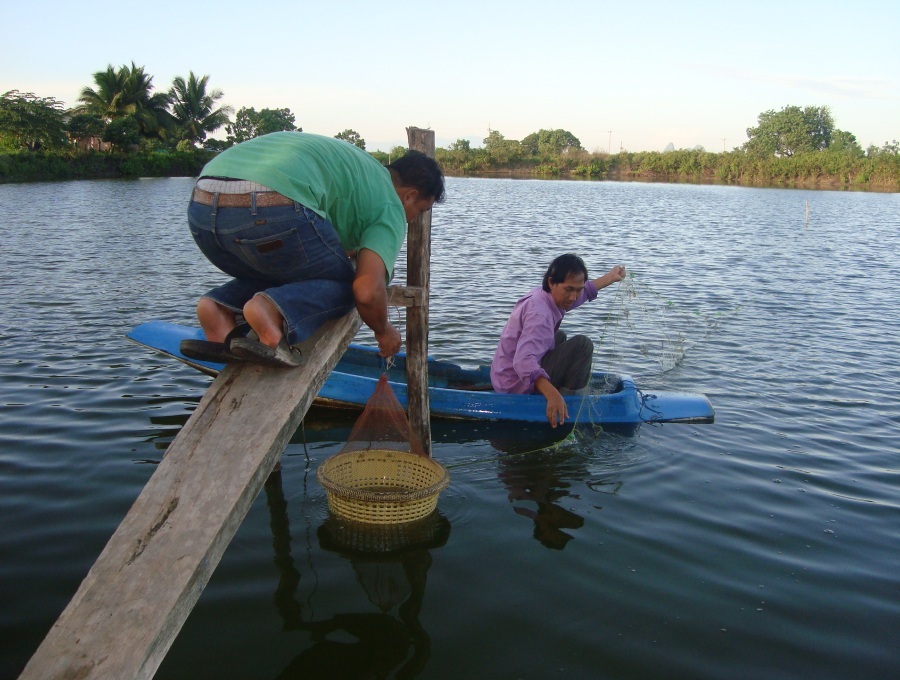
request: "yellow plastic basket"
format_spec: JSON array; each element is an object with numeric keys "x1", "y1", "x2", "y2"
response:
[{"x1": 317, "y1": 449, "x2": 450, "y2": 525}]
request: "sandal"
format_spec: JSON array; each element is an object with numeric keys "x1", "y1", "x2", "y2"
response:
[
  {"x1": 180, "y1": 323, "x2": 250, "y2": 364},
  {"x1": 230, "y1": 332, "x2": 304, "y2": 368}
]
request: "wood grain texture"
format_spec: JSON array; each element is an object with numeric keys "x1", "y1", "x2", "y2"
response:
[
  {"x1": 405, "y1": 127, "x2": 435, "y2": 457},
  {"x1": 20, "y1": 312, "x2": 361, "y2": 680}
]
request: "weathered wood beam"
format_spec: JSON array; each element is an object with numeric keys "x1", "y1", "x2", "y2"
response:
[
  {"x1": 387, "y1": 284, "x2": 425, "y2": 308},
  {"x1": 20, "y1": 312, "x2": 362, "y2": 680},
  {"x1": 405, "y1": 127, "x2": 435, "y2": 457}
]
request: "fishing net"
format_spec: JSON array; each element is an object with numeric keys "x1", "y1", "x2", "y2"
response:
[
  {"x1": 593, "y1": 273, "x2": 735, "y2": 384},
  {"x1": 317, "y1": 370, "x2": 450, "y2": 525},
  {"x1": 553, "y1": 272, "x2": 739, "y2": 434},
  {"x1": 341, "y1": 373, "x2": 426, "y2": 457}
]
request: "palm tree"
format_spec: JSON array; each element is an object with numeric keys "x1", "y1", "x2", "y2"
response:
[
  {"x1": 77, "y1": 62, "x2": 173, "y2": 140},
  {"x1": 77, "y1": 65, "x2": 127, "y2": 118},
  {"x1": 121, "y1": 64, "x2": 173, "y2": 140},
  {"x1": 168, "y1": 72, "x2": 233, "y2": 145}
]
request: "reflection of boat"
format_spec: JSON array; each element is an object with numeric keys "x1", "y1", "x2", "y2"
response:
[{"x1": 127, "y1": 320, "x2": 715, "y2": 426}]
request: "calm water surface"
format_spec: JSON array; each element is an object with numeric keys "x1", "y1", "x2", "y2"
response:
[{"x1": 1, "y1": 177, "x2": 898, "y2": 679}]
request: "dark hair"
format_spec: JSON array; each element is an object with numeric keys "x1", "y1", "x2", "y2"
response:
[
  {"x1": 542, "y1": 253, "x2": 588, "y2": 292},
  {"x1": 387, "y1": 151, "x2": 446, "y2": 203}
]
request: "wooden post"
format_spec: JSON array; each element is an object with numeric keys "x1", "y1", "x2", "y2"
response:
[
  {"x1": 405, "y1": 127, "x2": 434, "y2": 457},
  {"x1": 19, "y1": 313, "x2": 361, "y2": 680}
]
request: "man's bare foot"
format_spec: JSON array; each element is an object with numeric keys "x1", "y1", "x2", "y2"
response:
[
  {"x1": 243, "y1": 294, "x2": 285, "y2": 348},
  {"x1": 196, "y1": 298, "x2": 237, "y2": 343}
]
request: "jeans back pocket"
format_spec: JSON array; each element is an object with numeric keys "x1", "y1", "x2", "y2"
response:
[{"x1": 235, "y1": 228, "x2": 309, "y2": 281}]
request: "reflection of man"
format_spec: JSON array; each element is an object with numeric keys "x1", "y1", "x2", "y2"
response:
[
  {"x1": 271, "y1": 520, "x2": 448, "y2": 679},
  {"x1": 274, "y1": 612, "x2": 421, "y2": 680},
  {"x1": 513, "y1": 502, "x2": 584, "y2": 551},
  {"x1": 501, "y1": 466, "x2": 585, "y2": 550}
]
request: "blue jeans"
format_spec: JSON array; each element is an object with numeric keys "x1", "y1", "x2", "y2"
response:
[{"x1": 188, "y1": 198, "x2": 356, "y2": 345}]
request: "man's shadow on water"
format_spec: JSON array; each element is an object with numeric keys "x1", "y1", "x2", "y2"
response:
[{"x1": 263, "y1": 467, "x2": 450, "y2": 680}]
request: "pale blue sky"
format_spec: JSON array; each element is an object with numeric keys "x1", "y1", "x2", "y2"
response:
[{"x1": 3, "y1": 0, "x2": 897, "y2": 153}]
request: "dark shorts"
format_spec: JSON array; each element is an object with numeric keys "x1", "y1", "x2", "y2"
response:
[{"x1": 540, "y1": 331, "x2": 594, "y2": 392}]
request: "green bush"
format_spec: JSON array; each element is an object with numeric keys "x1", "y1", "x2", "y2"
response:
[{"x1": 0, "y1": 149, "x2": 214, "y2": 182}]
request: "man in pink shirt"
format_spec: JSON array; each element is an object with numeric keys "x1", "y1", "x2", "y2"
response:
[{"x1": 491, "y1": 253, "x2": 627, "y2": 427}]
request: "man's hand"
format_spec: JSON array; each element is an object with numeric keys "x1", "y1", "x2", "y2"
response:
[
  {"x1": 375, "y1": 323, "x2": 402, "y2": 358},
  {"x1": 593, "y1": 264, "x2": 627, "y2": 290},
  {"x1": 535, "y1": 377, "x2": 568, "y2": 428}
]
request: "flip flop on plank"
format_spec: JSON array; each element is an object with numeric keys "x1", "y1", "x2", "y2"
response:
[
  {"x1": 180, "y1": 323, "x2": 250, "y2": 364},
  {"x1": 230, "y1": 332, "x2": 303, "y2": 368}
]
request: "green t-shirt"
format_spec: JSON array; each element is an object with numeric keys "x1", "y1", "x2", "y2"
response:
[{"x1": 201, "y1": 132, "x2": 406, "y2": 277}]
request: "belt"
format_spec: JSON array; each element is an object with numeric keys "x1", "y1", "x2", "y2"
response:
[{"x1": 191, "y1": 187, "x2": 296, "y2": 208}]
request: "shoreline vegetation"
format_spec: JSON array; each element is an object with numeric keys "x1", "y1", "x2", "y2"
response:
[
  {"x1": 1, "y1": 146, "x2": 897, "y2": 191},
  {"x1": 2, "y1": 71, "x2": 897, "y2": 191},
  {"x1": 434, "y1": 146, "x2": 900, "y2": 191}
]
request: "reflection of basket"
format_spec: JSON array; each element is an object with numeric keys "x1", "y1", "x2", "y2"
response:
[
  {"x1": 317, "y1": 449, "x2": 450, "y2": 525},
  {"x1": 318, "y1": 511, "x2": 452, "y2": 556}
]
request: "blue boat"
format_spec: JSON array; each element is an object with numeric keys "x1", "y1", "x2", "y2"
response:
[{"x1": 127, "y1": 321, "x2": 715, "y2": 426}]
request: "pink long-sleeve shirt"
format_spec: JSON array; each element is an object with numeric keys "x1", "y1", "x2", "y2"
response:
[{"x1": 490, "y1": 280, "x2": 597, "y2": 394}]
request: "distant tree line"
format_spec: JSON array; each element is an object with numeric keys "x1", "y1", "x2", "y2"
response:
[
  {"x1": 0, "y1": 68, "x2": 897, "y2": 190},
  {"x1": 0, "y1": 62, "x2": 370, "y2": 153},
  {"x1": 0, "y1": 62, "x2": 368, "y2": 181},
  {"x1": 431, "y1": 108, "x2": 898, "y2": 190}
]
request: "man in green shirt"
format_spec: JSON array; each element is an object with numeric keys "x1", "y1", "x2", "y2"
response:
[{"x1": 182, "y1": 131, "x2": 444, "y2": 367}]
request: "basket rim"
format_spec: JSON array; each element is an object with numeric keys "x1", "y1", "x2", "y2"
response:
[{"x1": 316, "y1": 449, "x2": 451, "y2": 503}]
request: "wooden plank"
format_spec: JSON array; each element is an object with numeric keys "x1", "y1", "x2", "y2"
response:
[
  {"x1": 20, "y1": 312, "x2": 362, "y2": 680},
  {"x1": 386, "y1": 284, "x2": 424, "y2": 308},
  {"x1": 405, "y1": 127, "x2": 435, "y2": 457}
]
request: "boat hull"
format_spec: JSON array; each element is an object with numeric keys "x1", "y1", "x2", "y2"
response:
[{"x1": 126, "y1": 321, "x2": 715, "y2": 426}]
